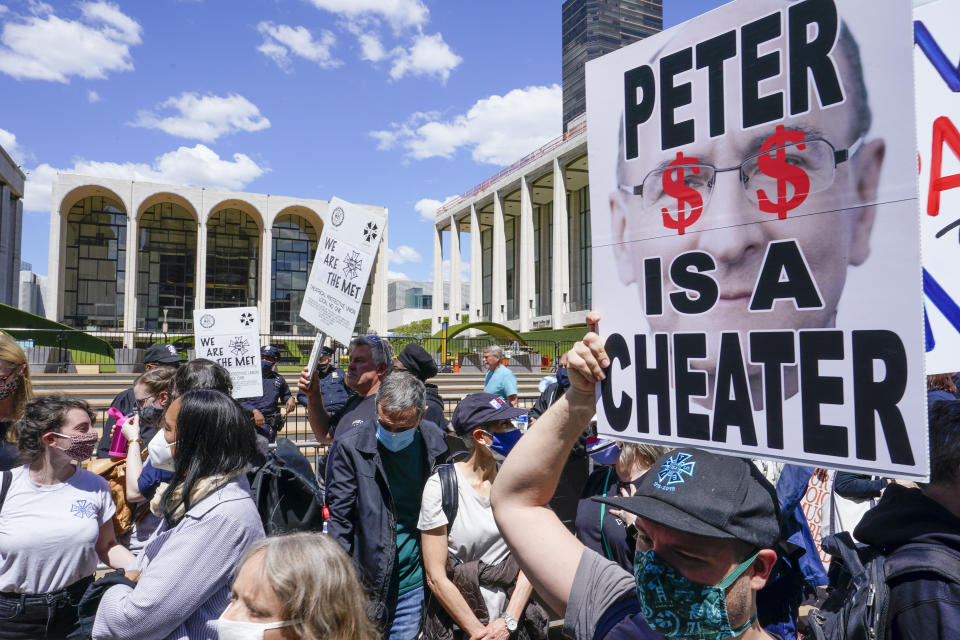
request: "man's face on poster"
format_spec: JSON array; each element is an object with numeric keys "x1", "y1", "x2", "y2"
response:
[{"x1": 610, "y1": 18, "x2": 885, "y2": 374}]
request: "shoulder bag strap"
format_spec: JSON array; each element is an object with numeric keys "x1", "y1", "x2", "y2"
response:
[
  {"x1": 0, "y1": 469, "x2": 12, "y2": 515},
  {"x1": 438, "y1": 463, "x2": 459, "y2": 527},
  {"x1": 885, "y1": 542, "x2": 960, "y2": 585}
]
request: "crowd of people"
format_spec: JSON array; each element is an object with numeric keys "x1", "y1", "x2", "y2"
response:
[{"x1": 0, "y1": 324, "x2": 958, "y2": 640}]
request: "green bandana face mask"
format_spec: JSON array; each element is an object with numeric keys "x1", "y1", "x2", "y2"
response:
[{"x1": 634, "y1": 549, "x2": 760, "y2": 640}]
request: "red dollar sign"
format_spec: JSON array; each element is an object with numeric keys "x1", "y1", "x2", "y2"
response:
[
  {"x1": 756, "y1": 124, "x2": 811, "y2": 219},
  {"x1": 660, "y1": 151, "x2": 704, "y2": 235}
]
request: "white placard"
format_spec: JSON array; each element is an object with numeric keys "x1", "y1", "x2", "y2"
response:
[
  {"x1": 193, "y1": 306, "x2": 262, "y2": 399},
  {"x1": 587, "y1": 0, "x2": 929, "y2": 479},
  {"x1": 299, "y1": 197, "x2": 386, "y2": 346},
  {"x1": 915, "y1": 0, "x2": 960, "y2": 374}
]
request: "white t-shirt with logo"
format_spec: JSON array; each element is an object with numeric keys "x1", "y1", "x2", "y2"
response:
[
  {"x1": 419, "y1": 464, "x2": 511, "y2": 620},
  {"x1": 0, "y1": 464, "x2": 115, "y2": 593}
]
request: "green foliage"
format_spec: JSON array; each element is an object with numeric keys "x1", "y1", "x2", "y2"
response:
[{"x1": 391, "y1": 318, "x2": 433, "y2": 336}]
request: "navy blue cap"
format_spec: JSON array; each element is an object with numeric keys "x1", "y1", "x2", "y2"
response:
[
  {"x1": 594, "y1": 448, "x2": 781, "y2": 549},
  {"x1": 261, "y1": 345, "x2": 280, "y2": 359},
  {"x1": 451, "y1": 393, "x2": 527, "y2": 437},
  {"x1": 144, "y1": 343, "x2": 181, "y2": 364},
  {"x1": 320, "y1": 346, "x2": 335, "y2": 357}
]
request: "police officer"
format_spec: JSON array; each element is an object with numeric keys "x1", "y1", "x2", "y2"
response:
[
  {"x1": 296, "y1": 345, "x2": 349, "y2": 416},
  {"x1": 240, "y1": 345, "x2": 296, "y2": 442}
]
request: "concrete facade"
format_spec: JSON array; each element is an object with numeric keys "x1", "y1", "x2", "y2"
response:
[
  {"x1": 48, "y1": 174, "x2": 388, "y2": 343},
  {"x1": 431, "y1": 124, "x2": 590, "y2": 335},
  {"x1": 0, "y1": 144, "x2": 25, "y2": 309},
  {"x1": 18, "y1": 268, "x2": 47, "y2": 317}
]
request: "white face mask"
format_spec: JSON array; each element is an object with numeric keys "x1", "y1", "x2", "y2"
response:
[
  {"x1": 217, "y1": 616, "x2": 294, "y2": 640},
  {"x1": 147, "y1": 430, "x2": 176, "y2": 472}
]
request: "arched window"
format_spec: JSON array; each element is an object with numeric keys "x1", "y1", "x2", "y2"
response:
[
  {"x1": 63, "y1": 195, "x2": 126, "y2": 329},
  {"x1": 207, "y1": 208, "x2": 259, "y2": 308},
  {"x1": 271, "y1": 213, "x2": 318, "y2": 334},
  {"x1": 137, "y1": 202, "x2": 197, "y2": 331}
]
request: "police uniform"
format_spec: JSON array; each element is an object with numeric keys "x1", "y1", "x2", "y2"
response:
[
  {"x1": 297, "y1": 365, "x2": 350, "y2": 416},
  {"x1": 240, "y1": 346, "x2": 293, "y2": 441}
]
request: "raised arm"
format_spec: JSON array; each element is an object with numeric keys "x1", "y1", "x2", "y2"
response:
[
  {"x1": 491, "y1": 312, "x2": 607, "y2": 615},
  {"x1": 298, "y1": 366, "x2": 333, "y2": 444}
]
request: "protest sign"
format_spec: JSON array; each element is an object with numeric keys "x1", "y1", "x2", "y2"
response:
[
  {"x1": 915, "y1": 0, "x2": 960, "y2": 374},
  {"x1": 300, "y1": 197, "x2": 386, "y2": 346},
  {"x1": 193, "y1": 306, "x2": 261, "y2": 399},
  {"x1": 587, "y1": 0, "x2": 929, "y2": 478},
  {"x1": 800, "y1": 472, "x2": 832, "y2": 569}
]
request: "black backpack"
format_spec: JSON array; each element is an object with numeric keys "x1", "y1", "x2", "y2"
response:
[
  {"x1": 807, "y1": 532, "x2": 960, "y2": 640},
  {"x1": 249, "y1": 437, "x2": 325, "y2": 534}
]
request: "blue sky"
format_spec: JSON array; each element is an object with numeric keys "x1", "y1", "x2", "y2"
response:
[{"x1": 0, "y1": 0, "x2": 727, "y2": 280}]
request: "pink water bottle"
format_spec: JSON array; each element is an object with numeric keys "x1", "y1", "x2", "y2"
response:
[{"x1": 107, "y1": 407, "x2": 130, "y2": 458}]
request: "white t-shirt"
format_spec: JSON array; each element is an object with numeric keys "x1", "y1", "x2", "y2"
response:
[
  {"x1": 0, "y1": 464, "x2": 115, "y2": 593},
  {"x1": 419, "y1": 464, "x2": 511, "y2": 620}
]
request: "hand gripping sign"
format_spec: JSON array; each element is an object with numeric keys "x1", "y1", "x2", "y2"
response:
[
  {"x1": 299, "y1": 197, "x2": 386, "y2": 347},
  {"x1": 193, "y1": 306, "x2": 262, "y2": 399},
  {"x1": 586, "y1": 0, "x2": 929, "y2": 479}
]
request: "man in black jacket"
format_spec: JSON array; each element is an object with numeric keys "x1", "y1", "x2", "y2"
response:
[
  {"x1": 854, "y1": 399, "x2": 960, "y2": 640},
  {"x1": 325, "y1": 372, "x2": 449, "y2": 639}
]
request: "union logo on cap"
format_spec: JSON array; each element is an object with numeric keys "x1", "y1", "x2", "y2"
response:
[
  {"x1": 488, "y1": 397, "x2": 505, "y2": 409},
  {"x1": 653, "y1": 452, "x2": 696, "y2": 492}
]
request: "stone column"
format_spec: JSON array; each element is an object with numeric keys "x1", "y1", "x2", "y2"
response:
[
  {"x1": 195, "y1": 220, "x2": 207, "y2": 313},
  {"x1": 492, "y1": 191, "x2": 506, "y2": 323},
  {"x1": 518, "y1": 177, "x2": 535, "y2": 332},
  {"x1": 0, "y1": 185, "x2": 11, "y2": 306},
  {"x1": 11, "y1": 196, "x2": 22, "y2": 309},
  {"x1": 449, "y1": 215, "x2": 462, "y2": 324},
  {"x1": 469, "y1": 204, "x2": 482, "y2": 323},
  {"x1": 47, "y1": 195, "x2": 62, "y2": 321},
  {"x1": 431, "y1": 223, "x2": 443, "y2": 335},
  {"x1": 259, "y1": 224, "x2": 272, "y2": 336},
  {"x1": 123, "y1": 204, "x2": 138, "y2": 346},
  {"x1": 551, "y1": 158, "x2": 570, "y2": 329}
]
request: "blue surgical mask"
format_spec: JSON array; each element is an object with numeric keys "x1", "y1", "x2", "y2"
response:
[
  {"x1": 376, "y1": 423, "x2": 417, "y2": 452},
  {"x1": 261, "y1": 360, "x2": 274, "y2": 372},
  {"x1": 588, "y1": 440, "x2": 621, "y2": 466},
  {"x1": 634, "y1": 549, "x2": 760, "y2": 640},
  {"x1": 555, "y1": 366, "x2": 569, "y2": 389},
  {"x1": 483, "y1": 428, "x2": 522, "y2": 460}
]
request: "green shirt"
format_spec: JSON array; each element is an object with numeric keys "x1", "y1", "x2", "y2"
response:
[{"x1": 380, "y1": 429, "x2": 426, "y2": 595}]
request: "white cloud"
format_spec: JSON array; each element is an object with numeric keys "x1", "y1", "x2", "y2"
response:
[
  {"x1": 414, "y1": 196, "x2": 458, "y2": 221},
  {"x1": 21, "y1": 144, "x2": 267, "y2": 212},
  {"x1": 307, "y1": 0, "x2": 428, "y2": 29},
  {"x1": 0, "y1": 127, "x2": 30, "y2": 165},
  {"x1": 86, "y1": 89, "x2": 100, "y2": 102},
  {"x1": 0, "y1": 1, "x2": 141, "y2": 82},
  {"x1": 131, "y1": 92, "x2": 270, "y2": 142},
  {"x1": 357, "y1": 31, "x2": 386, "y2": 62},
  {"x1": 256, "y1": 22, "x2": 340, "y2": 71},
  {"x1": 389, "y1": 32, "x2": 461, "y2": 82},
  {"x1": 372, "y1": 85, "x2": 562, "y2": 165},
  {"x1": 387, "y1": 270, "x2": 409, "y2": 280},
  {"x1": 387, "y1": 245, "x2": 421, "y2": 264}
]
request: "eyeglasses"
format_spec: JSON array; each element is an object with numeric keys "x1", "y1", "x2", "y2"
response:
[
  {"x1": 619, "y1": 132, "x2": 863, "y2": 233},
  {"x1": 135, "y1": 395, "x2": 156, "y2": 410}
]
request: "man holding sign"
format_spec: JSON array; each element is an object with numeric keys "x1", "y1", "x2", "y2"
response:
[{"x1": 587, "y1": 0, "x2": 927, "y2": 478}]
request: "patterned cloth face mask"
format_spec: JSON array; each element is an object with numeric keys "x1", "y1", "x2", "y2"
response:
[
  {"x1": 634, "y1": 549, "x2": 760, "y2": 640},
  {"x1": 0, "y1": 366, "x2": 22, "y2": 401},
  {"x1": 50, "y1": 431, "x2": 99, "y2": 462}
]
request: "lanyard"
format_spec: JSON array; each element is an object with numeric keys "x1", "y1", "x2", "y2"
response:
[{"x1": 600, "y1": 467, "x2": 614, "y2": 560}]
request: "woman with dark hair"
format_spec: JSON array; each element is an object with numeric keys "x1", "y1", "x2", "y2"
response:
[
  {"x1": 93, "y1": 389, "x2": 264, "y2": 640},
  {"x1": 170, "y1": 358, "x2": 233, "y2": 399},
  {"x1": 0, "y1": 394, "x2": 135, "y2": 639}
]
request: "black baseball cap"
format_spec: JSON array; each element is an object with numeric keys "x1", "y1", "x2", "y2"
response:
[
  {"x1": 594, "y1": 448, "x2": 781, "y2": 549},
  {"x1": 261, "y1": 345, "x2": 280, "y2": 359},
  {"x1": 144, "y1": 343, "x2": 181, "y2": 365},
  {"x1": 451, "y1": 393, "x2": 527, "y2": 437}
]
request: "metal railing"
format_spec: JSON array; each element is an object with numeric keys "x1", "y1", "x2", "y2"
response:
[{"x1": 12, "y1": 329, "x2": 579, "y2": 373}]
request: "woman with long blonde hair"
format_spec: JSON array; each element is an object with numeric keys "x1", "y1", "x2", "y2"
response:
[
  {"x1": 0, "y1": 334, "x2": 32, "y2": 470},
  {"x1": 219, "y1": 532, "x2": 378, "y2": 640}
]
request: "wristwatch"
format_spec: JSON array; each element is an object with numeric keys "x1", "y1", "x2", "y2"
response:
[{"x1": 502, "y1": 614, "x2": 518, "y2": 633}]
